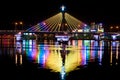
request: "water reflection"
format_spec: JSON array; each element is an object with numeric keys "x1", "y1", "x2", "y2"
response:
[
  {"x1": 14, "y1": 40, "x2": 119, "y2": 71},
  {"x1": 110, "y1": 41, "x2": 119, "y2": 65},
  {"x1": 19, "y1": 40, "x2": 106, "y2": 73},
  {"x1": 0, "y1": 38, "x2": 120, "y2": 80},
  {"x1": 15, "y1": 54, "x2": 22, "y2": 65}
]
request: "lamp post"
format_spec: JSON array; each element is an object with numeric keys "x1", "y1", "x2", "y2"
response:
[
  {"x1": 60, "y1": 5, "x2": 67, "y2": 31},
  {"x1": 14, "y1": 21, "x2": 23, "y2": 32},
  {"x1": 19, "y1": 21, "x2": 23, "y2": 30},
  {"x1": 15, "y1": 22, "x2": 18, "y2": 32}
]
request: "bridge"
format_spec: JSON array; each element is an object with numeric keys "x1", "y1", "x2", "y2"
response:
[
  {"x1": 0, "y1": 30, "x2": 25, "y2": 34},
  {"x1": 0, "y1": 30, "x2": 120, "y2": 35},
  {"x1": 0, "y1": 5, "x2": 120, "y2": 41}
]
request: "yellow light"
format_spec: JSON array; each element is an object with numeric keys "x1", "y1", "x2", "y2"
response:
[
  {"x1": 65, "y1": 23, "x2": 67, "y2": 26},
  {"x1": 15, "y1": 54, "x2": 18, "y2": 64},
  {"x1": 15, "y1": 22, "x2": 18, "y2": 25},
  {"x1": 78, "y1": 29, "x2": 83, "y2": 32},
  {"x1": 78, "y1": 24, "x2": 80, "y2": 27},
  {"x1": 110, "y1": 44, "x2": 112, "y2": 65},
  {"x1": 20, "y1": 54, "x2": 22, "y2": 65},
  {"x1": 98, "y1": 29, "x2": 104, "y2": 32},
  {"x1": 65, "y1": 47, "x2": 81, "y2": 72},
  {"x1": 19, "y1": 21, "x2": 23, "y2": 25},
  {"x1": 45, "y1": 52, "x2": 62, "y2": 72},
  {"x1": 27, "y1": 12, "x2": 87, "y2": 32},
  {"x1": 116, "y1": 26, "x2": 119, "y2": 29},
  {"x1": 116, "y1": 41, "x2": 119, "y2": 60},
  {"x1": 110, "y1": 26, "x2": 113, "y2": 29},
  {"x1": 58, "y1": 23, "x2": 61, "y2": 27}
]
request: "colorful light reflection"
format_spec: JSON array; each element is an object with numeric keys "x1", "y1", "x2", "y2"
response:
[{"x1": 22, "y1": 40, "x2": 106, "y2": 73}]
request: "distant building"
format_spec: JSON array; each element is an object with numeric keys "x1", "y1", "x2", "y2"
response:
[{"x1": 90, "y1": 22, "x2": 104, "y2": 32}]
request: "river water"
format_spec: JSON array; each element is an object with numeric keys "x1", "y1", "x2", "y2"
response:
[{"x1": 0, "y1": 39, "x2": 120, "y2": 80}]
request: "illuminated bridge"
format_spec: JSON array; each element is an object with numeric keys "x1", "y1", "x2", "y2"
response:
[
  {"x1": 24, "y1": 6, "x2": 104, "y2": 35},
  {"x1": 0, "y1": 6, "x2": 120, "y2": 40},
  {"x1": 26, "y1": 13, "x2": 89, "y2": 32}
]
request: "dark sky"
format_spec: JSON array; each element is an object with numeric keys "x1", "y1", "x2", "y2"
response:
[{"x1": 0, "y1": 0, "x2": 120, "y2": 29}]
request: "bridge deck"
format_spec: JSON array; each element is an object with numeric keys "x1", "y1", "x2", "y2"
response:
[{"x1": 0, "y1": 30, "x2": 120, "y2": 35}]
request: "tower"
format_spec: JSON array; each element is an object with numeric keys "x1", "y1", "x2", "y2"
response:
[{"x1": 60, "y1": 5, "x2": 67, "y2": 32}]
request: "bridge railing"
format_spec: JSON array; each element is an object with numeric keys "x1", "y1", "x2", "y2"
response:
[{"x1": 0, "y1": 30, "x2": 25, "y2": 33}]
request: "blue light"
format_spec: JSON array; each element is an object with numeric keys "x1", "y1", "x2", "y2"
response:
[{"x1": 60, "y1": 66, "x2": 66, "y2": 80}]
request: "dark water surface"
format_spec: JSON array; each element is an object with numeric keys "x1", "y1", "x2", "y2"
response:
[{"x1": 0, "y1": 39, "x2": 120, "y2": 80}]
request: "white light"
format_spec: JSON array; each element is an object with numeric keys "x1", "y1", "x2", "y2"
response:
[
  {"x1": 55, "y1": 35, "x2": 70, "y2": 41},
  {"x1": 94, "y1": 35, "x2": 99, "y2": 40},
  {"x1": 25, "y1": 33, "x2": 28, "y2": 35},
  {"x1": 91, "y1": 29, "x2": 96, "y2": 32},
  {"x1": 78, "y1": 29, "x2": 83, "y2": 32},
  {"x1": 112, "y1": 35, "x2": 116, "y2": 40},
  {"x1": 61, "y1": 5, "x2": 65, "y2": 11},
  {"x1": 29, "y1": 33, "x2": 32, "y2": 35},
  {"x1": 60, "y1": 66, "x2": 66, "y2": 80},
  {"x1": 29, "y1": 40, "x2": 32, "y2": 45}
]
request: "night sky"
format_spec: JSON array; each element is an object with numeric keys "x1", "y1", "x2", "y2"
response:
[{"x1": 0, "y1": 0, "x2": 120, "y2": 30}]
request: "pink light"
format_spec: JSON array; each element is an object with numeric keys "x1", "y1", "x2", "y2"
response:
[
  {"x1": 18, "y1": 32, "x2": 21, "y2": 35},
  {"x1": 43, "y1": 22, "x2": 46, "y2": 25},
  {"x1": 84, "y1": 24, "x2": 87, "y2": 26}
]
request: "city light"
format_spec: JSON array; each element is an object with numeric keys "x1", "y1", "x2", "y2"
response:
[
  {"x1": 116, "y1": 26, "x2": 119, "y2": 29},
  {"x1": 110, "y1": 26, "x2": 113, "y2": 29},
  {"x1": 61, "y1": 5, "x2": 65, "y2": 12},
  {"x1": 15, "y1": 22, "x2": 18, "y2": 25},
  {"x1": 27, "y1": 12, "x2": 86, "y2": 32},
  {"x1": 19, "y1": 21, "x2": 23, "y2": 25},
  {"x1": 14, "y1": 21, "x2": 23, "y2": 30}
]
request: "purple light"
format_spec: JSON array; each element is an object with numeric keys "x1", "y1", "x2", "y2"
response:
[{"x1": 99, "y1": 23, "x2": 103, "y2": 26}]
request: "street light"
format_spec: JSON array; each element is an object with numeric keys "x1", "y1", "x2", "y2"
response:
[
  {"x1": 116, "y1": 26, "x2": 119, "y2": 29},
  {"x1": 14, "y1": 21, "x2": 23, "y2": 31},
  {"x1": 19, "y1": 21, "x2": 23, "y2": 30},
  {"x1": 15, "y1": 22, "x2": 18, "y2": 31},
  {"x1": 19, "y1": 21, "x2": 23, "y2": 25},
  {"x1": 60, "y1": 5, "x2": 66, "y2": 12}
]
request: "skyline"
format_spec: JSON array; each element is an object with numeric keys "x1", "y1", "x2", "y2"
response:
[{"x1": 0, "y1": 0, "x2": 120, "y2": 30}]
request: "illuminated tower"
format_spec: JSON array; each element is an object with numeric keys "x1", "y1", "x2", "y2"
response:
[{"x1": 60, "y1": 5, "x2": 67, "y2": 32}]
